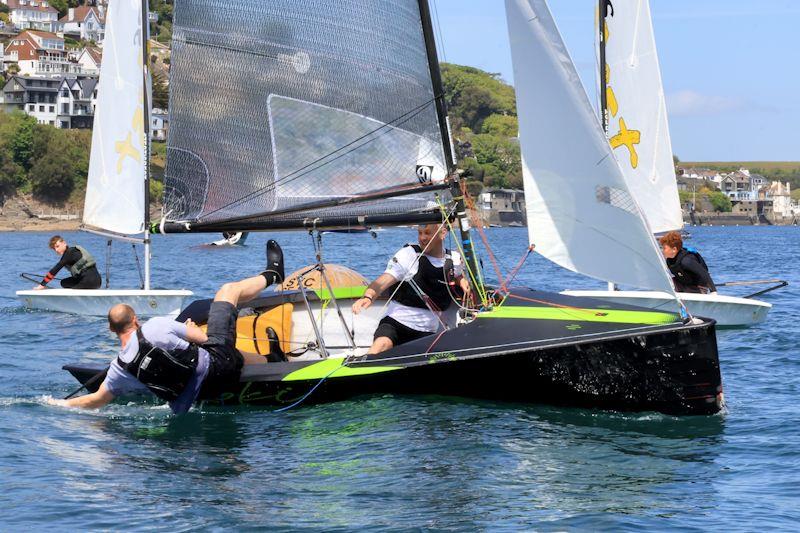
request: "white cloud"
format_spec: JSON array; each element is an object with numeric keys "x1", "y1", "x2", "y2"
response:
[{"x1": 666, "y1": 90, "x2": 746, "y2": 116}]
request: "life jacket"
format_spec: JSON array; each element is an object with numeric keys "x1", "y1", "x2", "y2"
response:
[
  {"x1": 668, "y1": 247, "x2": 710, "y2": 289},
  {"x1": 116, "y1": 329, "x2": 199, "y2": 402},
  {"x1": 68, "y1": 245, "x2": 96, "y2": 277},
  {"x1": 390, "y1": 244, "x2": 458, "y2": 311}
]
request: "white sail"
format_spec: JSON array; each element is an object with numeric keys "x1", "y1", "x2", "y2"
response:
[
  {"x1": 601, "y1": 0, "x2": 682, "y2": 233},
  {"x1": 505, "y1": 0, "x2": 674, "y2": 293},
  {"x1": 83, "y1": 0, "x2": 146, "y2": 235}
]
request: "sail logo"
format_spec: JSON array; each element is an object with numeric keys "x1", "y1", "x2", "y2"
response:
[
  {"x1": 603, "y1": 4, "x2": 641, "y2": 169},
  {"x1": 416, "y1": 165, "x2": 434, "y2": 184}
]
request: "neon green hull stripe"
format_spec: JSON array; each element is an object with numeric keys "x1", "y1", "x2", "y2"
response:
[
  {"x1": 282, "y1": 358, "x2": 401, "y2": 382},
  {"x1": 479, "y1": 306, "x2": 677, "y2": 325},
  {"x1": 313, "y1": 286, "x2": 366, "y2": 300}
]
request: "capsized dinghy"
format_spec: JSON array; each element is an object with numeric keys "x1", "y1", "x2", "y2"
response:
[{"x1": 65, "y1": 285, "x2": 722, "y2": 415}]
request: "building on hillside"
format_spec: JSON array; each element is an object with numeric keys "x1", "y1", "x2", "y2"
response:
[
  {"x1": 71, "y1": 46, "x2": 100, "y2": 75},
  {"x1": 1, "y1": 0, "x2": 59, "y2": 32},
  {"x1": 56, "y1": 75, "x2": 97, "y2": 128},
  {"x1": 478, "y1": 188, "x2": 526, "y2": 227},
  {"x1": 2, "y1": 74, "x2": 60, "y2": 122},
  {"x1": 719, "y1": 170, "x2": 756, "y2": 201},
  {"x1": 767, "y1": 181, "x2": 792, "y2": 218},
  {"x1": 151, "y1": 107, "x2": 168, "y2": 141},
  {"x1": 58, "y1": 5, "x2": 105, "y2": 43},
  {"x1": 1, "y1": 29, "x2": 90, "y2": 77},
  {"x1": 1, "y1": 73, "x2": 97, "y2": 127}
]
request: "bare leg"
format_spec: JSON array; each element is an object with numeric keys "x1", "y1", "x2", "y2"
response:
[
  {"x1": 214, "y1": 275, "x2": 267, "y2": 306},
  {"x1": 243, "y1": 352, "x2": 268, "y2": 365},
  {"x1": 368, "y1": 336, "x2": 394, "y2": 355}
]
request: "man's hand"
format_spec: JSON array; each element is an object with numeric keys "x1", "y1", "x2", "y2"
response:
[
  {"x1": 352, "y1": 296, "x2": 373, "y2": 314},
  {"x1": 33, "y1": 284, "x2": 46, "y2": 291},
  {"x1": 459, "y1": 278, "x2": 471, "y2": 295}
]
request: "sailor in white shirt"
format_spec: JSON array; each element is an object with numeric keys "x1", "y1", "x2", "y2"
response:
[{"x1": 352, "y1": 224, "x2": 471, "y2": 354}]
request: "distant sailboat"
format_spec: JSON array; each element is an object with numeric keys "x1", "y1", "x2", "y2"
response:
[
  {"x1": 16, "y1": 0, "x2": 192, "y2": 316},
  {"x1": 559, "y1": 0, "x2": 777, "y2": 326}
]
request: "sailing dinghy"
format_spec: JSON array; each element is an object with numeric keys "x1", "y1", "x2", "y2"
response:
[
  {"x1": 64, "y1": 0, "x2": 722, "y2": 415},
  {"x1": 559, "y1": 0, "x2": 782, "y2": 326},
  {"x1": 16, "y1": 0, "x2": 191, "y2": 316}
]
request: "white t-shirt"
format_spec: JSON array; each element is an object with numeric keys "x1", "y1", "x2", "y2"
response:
[{"x1": 383, "y1": 245, "x2": 464, "y2": 332}]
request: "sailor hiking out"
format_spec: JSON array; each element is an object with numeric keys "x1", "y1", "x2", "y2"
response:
[
  {"x1": 34, "y1": 235, "x2": 102, "y2": 290},
  {"x1": 352, "y1": 224, "x2": 471, "y2": 354},
  {"x1": 50, "y1": 240, "x2": 286, "y2": 413},
  {"x1": 659, "y1": 231, "x2": 717, "y2": 294}
]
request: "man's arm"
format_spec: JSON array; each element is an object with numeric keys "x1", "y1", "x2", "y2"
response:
[
  {"x1": 352, "y1": 273, "x2": 399, "y2": 314},
  {"x1": 50, "y1": 382, "x2": 115, "y2": 409}
]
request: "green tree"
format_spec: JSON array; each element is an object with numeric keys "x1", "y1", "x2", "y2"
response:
[
  {"x1": 708, "y1": 191, "x2": 732, "y2": 212},
  {"x1": 28, "y1": 127, "x2": 91, "y2": 202},
  {"x1": 470, "y1": 134, "x2": 521, "y2": 189},
  {"x1": 441, "y1": 63, "x2": 516, "y2": 133},
  {"x1": 10, "y1": 113, "x2": 36, "y2": 174},
  {"x1": 152, "y1": 71, "x2": 169, "y2": 109},
  {"x1": 482, "y1": 114, "x2": 518, "y2": 138}
]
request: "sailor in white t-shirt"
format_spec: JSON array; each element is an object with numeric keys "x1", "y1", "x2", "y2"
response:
[{"x1": 352, "y1": 224, "x2": 471, "y2": 354}]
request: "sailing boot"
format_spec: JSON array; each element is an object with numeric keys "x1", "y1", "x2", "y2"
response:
[
  {"x1": 260, "y1": 239, "x2": 285, "y2": 287},
  {"x1": 264, "y1": 327, "x2": 287, "y2": 362}
]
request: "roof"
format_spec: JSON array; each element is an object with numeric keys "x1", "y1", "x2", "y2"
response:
[
  {"x1": 22, "y1": 29, "x2": 62, "y2": 40},
  {"x1": 82, "y1": 46, "x2": 101, "y2": 64},
  {"x1": 58, "y1": 6, "x2": 105, "y2": 24},
  {"x1": 4, "y1": 0, "x2": 58, "y2": 13}
]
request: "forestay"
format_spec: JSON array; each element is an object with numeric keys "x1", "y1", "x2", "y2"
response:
[
  {"x1": 600, "y1": 0, "x2": 682, "y2": 233},
  {"x1": 83, "y1": 0, "x2": 146, "y2": 236},
  {"x1": 505, "y1": 0, "x2": 674, "y2": 293},
  {"x1": 164, "y1": 0, "x2": 449, "y2": 228}
]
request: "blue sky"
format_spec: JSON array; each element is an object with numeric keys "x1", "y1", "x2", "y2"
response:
[{"x1": 432, "y1": 0, "x2": 800, "y2": 161}]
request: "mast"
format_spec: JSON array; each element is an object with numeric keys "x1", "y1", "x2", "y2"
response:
[
  {"x1": 598, "y1": 0, "x2": 610, "y2": 135},
  {"x1": 416, "y1": 0, "x2": 480, "y2": 288},
  {"x1": 598, "y1": 0, "x2": 616, "y2": 292},
  {"x1": 140, "y1": 0, "x2": 152, "y2": 290}
]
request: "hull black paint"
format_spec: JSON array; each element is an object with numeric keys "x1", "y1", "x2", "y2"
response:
[{"x1": 65, "y1": 288, "x2": 722, "y2": 415}]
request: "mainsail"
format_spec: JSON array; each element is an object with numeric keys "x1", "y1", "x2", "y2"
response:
[
  {"x1": 163, "y1": 0, "x2": 450, "y2": 229},
  {"x1": 599, "y1": 0, "x2": 683, "y2": 233},
  {"x1": 505, "y1": 0, "x2": 674, "y2": 293},
  {"x1": 83, "y1": 0, "x2": 146, "y2": 236}
]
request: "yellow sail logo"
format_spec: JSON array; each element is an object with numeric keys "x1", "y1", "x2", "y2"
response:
[
  {"x1": 603, "y1": 19, "x2": 640, "y2": 169},
  {"x1": 114, "y1": 25, "x2": 145, "y2": 175}
]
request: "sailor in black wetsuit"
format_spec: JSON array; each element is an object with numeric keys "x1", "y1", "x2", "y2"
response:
[
  {"x1": 352, "y1": 224, "x2": 471, "y2": 354},
  {"x1": 659, "y1": 231, "x2": 717, "y2": 294},
  {"x1": 33, "y1": 235, "x2": 102, "y2": 290}
]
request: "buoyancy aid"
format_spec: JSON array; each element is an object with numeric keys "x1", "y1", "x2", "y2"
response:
[
  {"x1": 391, "y1": 244, "x2": 458, "y2": 311},
  {"x1": 69, "y1": 245, "x2": 96, "y2": 277},
  {"x1": 667, "y1": 247, "x2": 711, "y2": 289},
  {"x1": 116, "y1": 329, "x2": 199, "y2": 402}
]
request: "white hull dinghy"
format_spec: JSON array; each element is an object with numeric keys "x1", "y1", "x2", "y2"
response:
[
  {"x1": 16, "y1": 0, "x2": 192, "y2": 315},
  {"x1": 16, "y1": 289, "x2": 193, "y2": 317}
]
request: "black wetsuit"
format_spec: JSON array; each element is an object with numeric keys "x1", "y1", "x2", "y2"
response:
[
  {"x1": 42, "y1": 246, "x2": 102, "y2": 289},
  {"x1": 666, "y1": 248, "x2": 716, "y2": 293}
]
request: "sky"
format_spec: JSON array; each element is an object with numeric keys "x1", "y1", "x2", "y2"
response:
[{"x1": 431, "y1": 0, "x2": 800, "y2": 162}]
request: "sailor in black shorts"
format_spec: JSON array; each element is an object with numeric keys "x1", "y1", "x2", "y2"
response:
[{"x1": 352, "y1": 224, "x2": 471, "y2": 355}]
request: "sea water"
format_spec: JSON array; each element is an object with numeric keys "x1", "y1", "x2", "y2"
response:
[{"x1": 0, "y1": 226, "x2": 798, "y2": 530}]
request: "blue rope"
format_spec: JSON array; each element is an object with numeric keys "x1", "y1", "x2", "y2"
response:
[{"x1": 273, "y1": 362, "x2": 347, "y2": 412}]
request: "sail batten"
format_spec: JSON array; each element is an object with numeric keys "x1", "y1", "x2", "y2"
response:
[
  {"x1": 164, "y1": 0, "x2": 449, "y2": 229},
  {"x1": 506, "y1": 0, "x2": 674, "y2": 293},
  {"x1": 600, "y1": 0, "x2": 682, "y2": 233}
]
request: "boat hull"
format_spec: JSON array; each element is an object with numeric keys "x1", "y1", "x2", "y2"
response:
[
  {"x1": 64, "y1": 288, "x2": 723, "y2": 415},
  {"x1": 560, "y1": 290, "x2": 771, "y2": 327},
  {"x1": 16, "y1": 289, "x2": 193, "y2": 317}
]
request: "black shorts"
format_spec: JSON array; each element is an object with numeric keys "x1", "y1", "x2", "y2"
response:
[
  {"x1": 199, "y1": 301, "x2": 244, "y2": 399},
  {"x1": 374, "y1": 316, "x2": 432, "y2": 347}
]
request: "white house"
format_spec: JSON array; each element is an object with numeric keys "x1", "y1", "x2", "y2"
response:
[
  {"x1": 2, "y1": 29, "x2": 82, "y2": 77},
  {"x1": 1, "y1": 74, "x2": 98, "y2": 127},
  {"x1": 72, "y1": 46, "x2": 100, "y2": 75},
  {"x1": 58, "y1": 5, "x2": 105, "y2": 43},
  {"x1": 1, "y1": 0, "x2": 59, "y2": 32},
  {"x1": 56, "y1": 75, "x2": 97, "y2": 128},
  {"x1": 768, "y1": 181, "x2": 792, "y2": 217}
]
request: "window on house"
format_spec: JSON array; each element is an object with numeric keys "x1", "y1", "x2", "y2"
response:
[
  {"x1": 62, "y1": 103, "x2": 68, "y2": 113},
  {"x1": 39, "y1": 105, "x2": 44, "y2": 112},
  {"x1": 48, "y1": 120, "x2": 54, "y2": 125},
  {"x1": 49, "y1": 105, "x2": 54, "y2": 112},
  {"x1": 60, "y1": 120, "x2": 68, "y2": 128}
]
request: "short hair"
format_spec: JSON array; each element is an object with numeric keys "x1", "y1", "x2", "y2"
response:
[
  {"x1": 108, "y1": 304, "x2": 137, "y2": 335},
  {"x1": 49, "y1": 235, "x2": 64, "y2": 249},
  {"x1": 659, "y1": 231, "x2": 683, "y2": 250}
]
